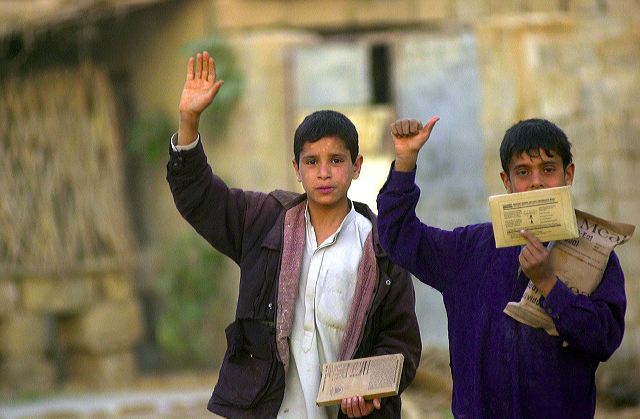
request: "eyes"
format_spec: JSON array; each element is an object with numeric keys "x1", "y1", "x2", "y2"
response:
[
  {"x1": 514, "y1": 164, "x2": 558, "y2": 177},
  {"x1": 303, "y1": 156, "x2": 346, "y2": 165}
]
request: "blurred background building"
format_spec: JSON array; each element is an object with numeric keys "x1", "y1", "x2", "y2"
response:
[{"x1": 1, "y1": 0, "x2": 639, "y2": 410}]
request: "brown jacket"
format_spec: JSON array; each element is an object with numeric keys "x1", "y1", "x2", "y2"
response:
[{"x1": 167, "y1": 140, "x2": 421, "y2": 418}]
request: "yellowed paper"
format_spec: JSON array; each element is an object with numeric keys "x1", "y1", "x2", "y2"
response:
[
  {"x1": 316, "y1": 354, "x2": 404, "y2": 407},
  {"x1": 504, "y1": 209, "x2": 635, "y2": 336},
  {"x1": 489, "y1": 186, "x2": 579, "y2": 248}
]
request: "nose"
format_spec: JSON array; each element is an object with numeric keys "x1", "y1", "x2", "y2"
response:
[
  {"x1": 530, "y1": 169, "x2": 544, "y2": 189},
  {"x1": 318, "y1": 161, "x2": 331, "y2": 179}
]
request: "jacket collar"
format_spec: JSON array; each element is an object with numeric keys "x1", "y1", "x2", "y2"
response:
[{"x1": 263, "y1": 189, "x2": 388, "y2": 258}]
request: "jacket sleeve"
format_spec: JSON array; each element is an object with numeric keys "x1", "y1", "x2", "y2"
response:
[
  {"x1": 166, "y1": 137, "x2": 269, "y2": 264},
  {"x1": 376, "y1": 163, "x2": 475, "y2": 293},
  {"x1": 540, "y1": 251, "x2": 626, "y2": 361}
]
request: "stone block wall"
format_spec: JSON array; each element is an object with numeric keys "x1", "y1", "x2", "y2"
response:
[
  {"x1": 211, "y1": 0, "x2": 640, "y2": 31},
  {"x1": 0, "y1": 66, "x2": 140, "y2": 395},
  {"x1": 0, "y1": 272, "x2": 143, "y2": 395}
]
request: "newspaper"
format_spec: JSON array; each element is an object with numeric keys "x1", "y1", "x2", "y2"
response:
[
  {"x1": 489, "y1": 186, "x2": 579, "y2": 248},
  {"x1": 504, "y1": 209, "x2": 635, "y2": 336},
  {"x1": 316, "y1": 353, "x2": 404, "y2": 407}
]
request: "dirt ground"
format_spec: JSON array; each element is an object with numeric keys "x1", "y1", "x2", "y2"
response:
[{"x1": 2, "y1": 363, "x2": 639, "y2": 418}]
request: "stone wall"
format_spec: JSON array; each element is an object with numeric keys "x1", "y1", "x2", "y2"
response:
[
  {"x1": 0, "y1": 68, "x2": 142, "y2": 395},
  {"x1": 0, "y1": 273, "x2": 143, "y2": 394},
  {"x1": 211, "y1": 0, "x2": 640, "y2": 31}
]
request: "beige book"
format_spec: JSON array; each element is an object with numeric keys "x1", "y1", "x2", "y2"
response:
[
  {"x1": 489, "y1": 186, "x2": 579, "y2": 248},
  {"x1": 316, "y1": 353, "x2": 404, "y2": 407}
]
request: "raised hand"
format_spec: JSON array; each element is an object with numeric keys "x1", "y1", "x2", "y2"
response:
[
  {"x1": 390, "y1": 116, "x2": 439, "y2": 172},
  {"x1": 177, "y1": 51, "x2": 224, "y2": 145}
]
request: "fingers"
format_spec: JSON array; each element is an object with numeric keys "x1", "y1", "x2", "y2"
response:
[
  {"x1": 186, "y1": 56, "x2": 195, "y2": 80},
  {"x1": 390, "y1": 118, "x2": 424, "y2": 137},
  {"x1": 390, "y1": 117, "x2": 439, "y2": 138},
  {"x1": 401, "y1": 119, "x2": 410, "y2": 135},
  {"x1": 373, "y1": 398, "x2": 381, "y2": 410},
  {"x1": 518, "y1": 247, "x2": 532, "y2": 267},
  {"x1": 519, "y1": 228, "x2": 534, "y2": 242},
  {"x1": 519, "y1": 229, "x2": 552, "y2": 272},
  {"x1": 340, "y1": 396, "x2": 376, "y2": 418},
  {"x1": 201, "y1": 51, "x2": 209, "y2": 80},
  {"x1": 187, "y1": 51, "x2": 217, "y2": 84},
  {"x1": 391, "y1": 122, "x2": 399, "y2": 137},
  {"x1": 209, "y1": 54, "x2": 216, "y2": 82},
  {"x1": 519, "y1": 229, "x2": 545, "y2": 250},
  {"x1": 195, "y1": 52, "x2": 202, "y2": 80}
]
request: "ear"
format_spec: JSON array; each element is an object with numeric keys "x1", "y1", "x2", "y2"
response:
[
  {"x1": 500, "y1": 171, "x2": 513, "y2": 193},
  {"x1": 352, "y1": 154, "x2": 364, "y2": 180},
  {"x1": 292, "y1": 158, "x2": 301, "y2": 182},
  {"x1": 564, "y1": 162, "x2": 575, "y2": 186}
]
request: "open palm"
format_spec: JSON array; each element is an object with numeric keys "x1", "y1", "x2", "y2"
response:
[{"x1": 179, "y1": 51, "x2": 223, "y2": 118}]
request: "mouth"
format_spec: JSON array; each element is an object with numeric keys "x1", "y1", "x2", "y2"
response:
[{"x1": 316, "y1": 186, "x2": 335, "y2": 194}]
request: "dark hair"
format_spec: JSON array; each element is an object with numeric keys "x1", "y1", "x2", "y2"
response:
[
  {"x1": 293, "y1": 110, "x2": 359, "y2": 164},
  {"x1": 500, "y1": 118, "x2": 573, "y2": 173}
]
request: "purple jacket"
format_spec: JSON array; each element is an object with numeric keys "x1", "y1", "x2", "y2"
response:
[
  {"x1": 167, "y1": 141, "x2": 422, "y2": 418},
  {"x1": 377, "y1": 166, "x2": 626, "y2": 419}
]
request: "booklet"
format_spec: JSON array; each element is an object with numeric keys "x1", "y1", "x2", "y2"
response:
[
  {"x1": 489, "y1": 186, "x2": 579, "y2": 248},
  {"x1": 316, "y1": 353, "x2": 404, "y2": 406}
]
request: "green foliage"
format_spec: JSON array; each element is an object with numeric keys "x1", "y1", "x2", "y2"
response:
[
  {"x1": 126, "y1": 35, "x2": 242, "y2": 165},
  {"x1": 156, "y1": 230, "x2": 226, "y2": 369},
  {"x1": 181, "y1": 34, "x2": 243, "y2": 136},
  {"x1": 127, "y1": 110, "x2": 173, "y2": 164}
]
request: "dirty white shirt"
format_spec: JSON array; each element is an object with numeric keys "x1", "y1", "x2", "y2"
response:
[{"x1": 277, "y1": 203, "x2": 372, "y2": 419}]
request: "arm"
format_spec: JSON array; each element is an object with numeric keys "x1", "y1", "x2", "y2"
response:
[
  {"x1": 167, "y1": 52, "x2": 268, "y2": 262},
  {"x1": 177, "y1": 51, "x2": 223, "y2": 145},
  {"x1": 377, "y1": 117, "x2": 463, "y2": 291},
  {"x1": 520, "y1": 231, "x2": 626, "y2": 359}
]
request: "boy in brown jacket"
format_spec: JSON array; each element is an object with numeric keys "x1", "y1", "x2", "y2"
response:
[{"x1": 167, "y1": 51, "x2": 421, "y2": 418}]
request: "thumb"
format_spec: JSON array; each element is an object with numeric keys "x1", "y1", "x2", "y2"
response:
[
  {"x1": 210, "y1": 79, "x2": 224, "y2": 99},
  {"x1": 420, "y1": 116, "x2": 440, "y2": 138},
  {"x1": 373, "y1": 398, "x2": 381, "y2": 409}
]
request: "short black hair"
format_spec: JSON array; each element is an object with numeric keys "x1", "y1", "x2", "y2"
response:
[
  {"x1": 293, "y1": 110, "x2": 359, "y2": 164},
  {"x1": 500, "y1": 118, "x2": 573, "y2": 173}
]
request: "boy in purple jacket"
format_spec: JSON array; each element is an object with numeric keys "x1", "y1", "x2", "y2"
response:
[
  {"x1": 377, "y1": 117, "x2": 626, "y2": 418},
  {"x1": 167, "y1": 52, "x2": 421, "y2": 418}
]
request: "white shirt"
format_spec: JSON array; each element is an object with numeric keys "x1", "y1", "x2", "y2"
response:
[
  {"x1": 278, "y1": 204, "x2": 372, "y2": 418},
  {"x1": 170, "y1": 132, "x2": 199, "y2": 151}
]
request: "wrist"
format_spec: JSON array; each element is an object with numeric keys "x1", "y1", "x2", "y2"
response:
[
  {"x1": 394, "y1": 154, "x2": 418, "y2": 172},
  {"x1": 535, "y1": 275, "x2": 558, "y2": 297},
  {"x1": 179, "y1": 110, "x2": 200, "y2": 126},
  {"x1": 178, "y1": 112, "x2": 200, "y2": 146}
]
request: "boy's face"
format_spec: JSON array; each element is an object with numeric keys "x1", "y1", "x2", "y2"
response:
[
  {"x1": 500, "y1": 148, "x2": 574, "y2": 193},
  {"x1": 292, "y1": 136, "x2": 362, "y2": 211}
]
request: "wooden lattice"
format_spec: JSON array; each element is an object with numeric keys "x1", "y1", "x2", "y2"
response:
[{"x1": 0, "y1": 66, "x2": 134, "y2": 275}]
